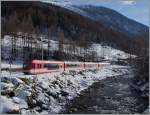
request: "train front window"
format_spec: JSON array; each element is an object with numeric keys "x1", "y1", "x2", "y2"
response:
[{"x1": 44, "y1": 64, "x2": 59, "y2": 70}]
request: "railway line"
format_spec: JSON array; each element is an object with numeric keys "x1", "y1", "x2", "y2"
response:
[{"x1": 1, "y1": 60, "x2": 110, "y2": 75}]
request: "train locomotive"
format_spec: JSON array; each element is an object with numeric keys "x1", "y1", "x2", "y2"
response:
[{"x1": 24, "y1": 60, "x2": 110, "y2": 74}]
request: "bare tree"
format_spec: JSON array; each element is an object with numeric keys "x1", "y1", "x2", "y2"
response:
[
  {"x1": 21, "y1": 14, "x2": 34, "y2": 34},
  {"x1": 58, "y1": 29, "x2": 65, "y2": 59},
  {"x1": 7, "y1": 11, "x2": 20, "y2": 33}
]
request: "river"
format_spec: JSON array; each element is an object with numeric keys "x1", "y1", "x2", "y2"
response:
[{"x1": 62, "y1": 73, "x2": 148, "y2": 114}]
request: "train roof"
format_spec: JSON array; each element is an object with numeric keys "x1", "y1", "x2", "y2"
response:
[
  {"x1": 31, "y1": 60, "x2": 110, "y2": 64},
  {"x1": 31, "y1": 60, "x2": 64, "y2": 64},
  {"x1": 64, "y1": 61, "x2": 84, "y2": 64}
]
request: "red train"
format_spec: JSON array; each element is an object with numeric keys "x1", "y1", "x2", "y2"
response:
[{"x1": 24, "y1": 60, "x2": 110, "y2": 74}]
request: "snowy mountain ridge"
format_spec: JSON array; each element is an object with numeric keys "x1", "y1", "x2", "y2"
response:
[
  {"x1": 76, "y1": 5, "x2": 148, "y2": 38},
  {"x1": 44, "y1": 0, "x2": 72, "y2": 6},
  {"x1": 44, "y1": 1, "x2": 148, "y2": 39},
  {"x1": 44, "y1": 0, "x2": 90, "y2": 18}
]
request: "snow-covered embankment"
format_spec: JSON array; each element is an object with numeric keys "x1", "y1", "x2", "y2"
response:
[{"x1": 1, "y1": 65, "x2": 132, "y2": 114}]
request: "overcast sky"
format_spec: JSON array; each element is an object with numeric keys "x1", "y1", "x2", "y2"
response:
[{"x1": 45, "y1": 0, "x2": 149, "y2": 26}]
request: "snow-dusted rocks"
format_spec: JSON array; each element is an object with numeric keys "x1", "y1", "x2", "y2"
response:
[
  {"x1": 1, "y1": 65, "x2": 132, "y2": 114},
  {"x1": 1, "y1": 82, "x2": 14, "y2": 91},
  {"x1": 1, "y1": 96, "x2": 20, "y2": 114}
]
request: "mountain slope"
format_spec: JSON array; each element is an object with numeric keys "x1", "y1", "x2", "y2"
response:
[
  {"x1": 45, "y1": 1, "x2": 148, "y2": 40},
  {"x1": 72, "y1": 5, "x2": 149, "y2": 40},
  {"x1": 1, "y1": 1, "x2": 147, "y2": 55}
]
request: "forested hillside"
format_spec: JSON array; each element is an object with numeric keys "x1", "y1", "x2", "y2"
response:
[{"x1": 1, "y1": 1, "x2": 148, "y2": 55}]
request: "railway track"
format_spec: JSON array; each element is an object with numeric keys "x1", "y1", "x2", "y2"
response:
[{"x1": 1, "y1": 68, "x2": 27, "y2": 72}]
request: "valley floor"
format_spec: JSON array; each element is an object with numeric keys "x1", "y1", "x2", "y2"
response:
[{"x1": 1, "y1": 65, "x2": 149, "y2": 114}]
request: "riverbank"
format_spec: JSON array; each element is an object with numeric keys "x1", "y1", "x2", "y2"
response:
[
  {"x1": 63, "y1": 74, "x2": 148, "y2": 114},
  {"x1": 1, "y1": 65, "x2": 132, "y2": 114}
]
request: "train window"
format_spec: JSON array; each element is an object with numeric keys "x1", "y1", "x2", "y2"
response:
[
  {"x1": 38, "y1": 64, "x2": 41, "y2": 68},
  {"x1": 67, "y1": 64, "x2": 78, "y2": 67},
  {"x1": 87, "y1": 64, "x2": 95, "y2": 67},
  {"x1": 45, "y1": 64, "x2": 59, "y2": 70},
  {"x1": 40, "y1": 64, "x2": 42, "y2": 68},
  {"x1": 44, "y1": 64, "x2": 47, "y2": 68}
]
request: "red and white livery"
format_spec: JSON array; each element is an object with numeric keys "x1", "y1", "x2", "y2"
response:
[{"x1": 24, "y1": 60, "x2": 110, "y2": 74}]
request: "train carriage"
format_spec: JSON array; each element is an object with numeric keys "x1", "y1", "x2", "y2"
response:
[
  {"x1": 85, "y1": 62, "x2": 99, "y2": 69},
  {"x1": 24, "y1": 60, "x2": 64, "y2": 74},
  {"x1": 24, "y1": 60, "x2": 110, "y2": 75},
  {"x1": 98, "y1": 62, "x2": 110, "y2": 68},
  {"x1": 64, "y1": 61, "x2": 84, "y2": 71}
]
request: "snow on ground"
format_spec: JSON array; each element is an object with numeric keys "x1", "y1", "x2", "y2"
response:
[
  {"x1": 1, "y1": 65, "x2": 133, "y2": 114},
  {"x1": 92, "y1": 43, "x2": 136, "y2": 61},
  {"x1": 2, "y1": 35, "x2": 136, "y2": 65},
  {"x1": 1, "y1": 61, "x2": 23, "y2": 69},
  {"x1": 143, "y1": 106, "x2": 149, "y2": 114},
  {"x1": 1, "y1": 35, "x2": 59, "y2": 51},
  {"x1": 1, "y1": 96, "x2": 20, "y2": 113}
]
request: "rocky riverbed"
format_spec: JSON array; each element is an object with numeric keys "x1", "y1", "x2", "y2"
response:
[{"x1": 62, "y1": 74, "x2": 149, "y2": 114}]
